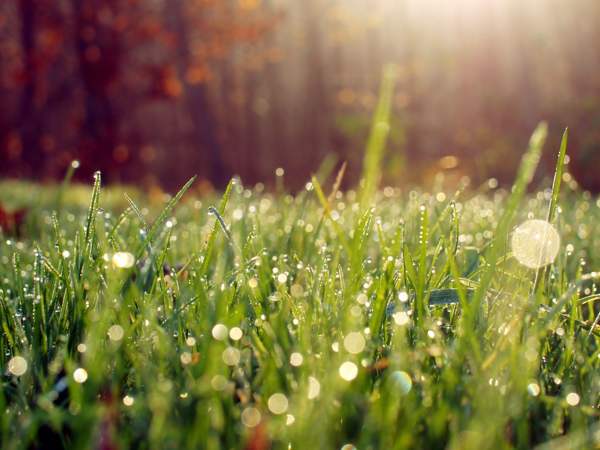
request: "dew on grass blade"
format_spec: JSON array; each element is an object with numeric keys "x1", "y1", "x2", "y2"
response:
[
  {"x1": 229, "y1": 327, "x2": 243, "y2": 341},
  {"x1": 107, "y1": 325, "x2": 124, "y2": 341},
  {"x1": 180, "y1": 352, "x2": 192, "y2": 365},
  {"x1": 390, "y1": 371, "x2": 412, "y2": 394},
  {"x1": 393, "y1": 311, "x2": 410, "y2": 326},
  {"x1": 527, "y1": 383, "x2": 541, "y2": 397},
  {"x1": 339, "y1": 361, "x2": 358, "y2": 381},
  {"x1": 211, "y1": 375, "x2": 228, "y2": 391},
  {"x1": 222, "y1": 347, "x2": 241, "y2": 366},
  {"x1": 511, "y1": 219, "x2": 560, "y2": 269},
  {"x1": 343, "y1": 332, "x2": 366, "y2": 354},
  {"x1": 566, "y1": 392, "x2": 580, "y2": 406},
  {"x1": 267, "y1": 393, "x2": 288, "y2": 414},
  {"x1": 277, "y1": 273, "x2": 287, "y2": 284},
  {"x1": 241, "y1": 407, "x2": 261, "y2": 428},
  {"x1": 8, "y1": 356, "x2": 27, "y2": 376},
  {"x1": 112, "y1": 252, "x2": 135, "y2": 269},
  {"x1": 73, "y1": 368, "x2": 88, "y2": 383},
  {"x1": 308, "y1": 376, "x2": 321, "y2": 399},
  {"x1": 212, "y1": 323, "x2": 228, "y2": 341},
  {"x1": 290, "y1": 352, "x2": 303, "y2": 366}
]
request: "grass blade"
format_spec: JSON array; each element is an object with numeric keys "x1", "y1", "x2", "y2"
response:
[{"x1": 358, "y1": 64, "x2": 397, "y2": 209}]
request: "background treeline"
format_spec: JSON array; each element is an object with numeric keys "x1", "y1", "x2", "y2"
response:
[{"x1": 1, "y1": 0, "x2": 600, "y2": 191}]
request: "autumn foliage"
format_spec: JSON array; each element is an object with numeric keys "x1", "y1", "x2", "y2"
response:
[{"x1": 2, "y1": 1, "x2": 600, "y2": 191}]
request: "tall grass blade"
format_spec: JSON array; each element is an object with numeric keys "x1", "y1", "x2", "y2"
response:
[
  {"x1": 358, "y1": 64, "x2": 397, "y2": 209},
  {"x1": 201, "y1": 178, "x2": 234, "y2": 275},
  {"x1": 470, "y1": 123, "x2": 547, "y2": 326},
  {"x1": 136, "y1": 175, "x2": 196, "y2": 258}
]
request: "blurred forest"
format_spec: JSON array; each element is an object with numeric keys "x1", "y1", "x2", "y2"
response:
[{"x1": 1, "y1": 0, "x2": 600, "y2": 191}]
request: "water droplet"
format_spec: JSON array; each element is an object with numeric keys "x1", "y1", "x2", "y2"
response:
[
  {"x1": 277, "y1": 273, "x2": 288, "y2": 284},
  {"x1": 308, "y1": 376, "x2": 321, "y2": 399},
  {"x1": 211, "y1": 375, "x2": 228, "y2": 391},
  {"x1": 290, "y1": 352, "x2": 303, "y2": 367},
  {"x1": 527, "y1": 383, "x2": 541, "y2": 397},
  {"x1": 222, "y1": 347, "x2": 240, "y2": 366},
  {"x1": 112, "y1": 252, "x2": 135, "y2": 269},
  {"x1": 267, "y1": 393, "x2": 288, "y2": 415},
  {"x1": 393, "y1": 311, "x2": 410, "y2": 326},
  {"x1": 241, "y1": 407, "x2": 261, "y2": 427},
  {"x1": 511, "y1": 220, "x2": 560, "y2": 269},
  {"x1": 390, "y1": 370, "x2": 412, "y2": 394},
  {"x1": 566, "y1": 392, "x2": 580, "y2": 406},
  {"x1": 229, "y1": 327, "x2": 243, "y2": 341},
  {"x1": 212, "y1": 324, "x2": 228, "y2": 341},
  {"x1": 7, "y1": 356, "x2": 27, "y2": 376},
  {"x1": 73, "y1": 368, "x2": 88, "y2": 383},
  {"x1": 339, "y1": 361, "x2": 358, "y2": 381},
  {"x1": 180, "y1": 352, "x2": 192, "y2": 365},
  {"x1": 343, "y1": 332, "x2": 366, "y2": 354},
  {"x1": 107, "y1": 325, "x2": 124, "y2": 341}
]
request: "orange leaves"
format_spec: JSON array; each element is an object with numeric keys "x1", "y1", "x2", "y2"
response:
[
  {"x1": 147, "y1": 65, "x2": 182, "y2": 99},
  {"x1": 185, "y1": 66, "x2": 211, "y2": 85},
  {"x1": 239, "y1": 0, "x2": 262, "y2": 11}
]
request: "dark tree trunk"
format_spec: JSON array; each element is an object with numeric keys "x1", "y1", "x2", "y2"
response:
[
  {"x1": 168, "y1": 0, "x2": 228, "y2": 188},
  {"x1": 71, "y1": 0, "x2": 120, "y2": 180},
  {"x1": 17, "y1": 0, "x2": 43, "y2": 176},
  {"x1": 302, "y1": 0, "x2": 331, "y2": 166}
]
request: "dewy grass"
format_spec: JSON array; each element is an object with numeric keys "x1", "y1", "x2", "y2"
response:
[
  {"x1": 0, "y1": 146, "x2": 599, "y2": 449},
  {"x1": 0, "y1": 90, "x2": 599, "y2": 450}
]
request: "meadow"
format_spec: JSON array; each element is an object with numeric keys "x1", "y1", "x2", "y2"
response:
[{"x1": 0, "y1": 120, "x2": 599, "y2": 450}]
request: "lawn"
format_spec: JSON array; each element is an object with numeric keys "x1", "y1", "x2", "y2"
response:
[{"x1": 0, "y1": 125, "x2": 599, "y2": 449}]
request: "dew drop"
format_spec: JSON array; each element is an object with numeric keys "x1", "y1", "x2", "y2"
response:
[
  {"x1": 7, "y1": 356, "x2": 27, "y2": 376},
  {"x1": 112, "y1": 252, "x2": 135, "y2": 269},
  {"x1": 73, "y1": 368, "x2": 88, "y2": 383},
  {"x1": 511, "y1": 220, "x2": 560, "y2": 269},
  {"x1": 267, "y1": 393, "x2": 288, "y2": 415},
  {"x1": 339, "y1": 361, "x2": 358, "y2": 381}
]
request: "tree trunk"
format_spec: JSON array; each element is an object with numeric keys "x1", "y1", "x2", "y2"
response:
[
  {"x1": 17, "y1": 0, "x2": 43, "y2": 176},
  {"x1": 168, "y1": 0, "x2": 228, "y2": 188},
  {"x1": 71, "y1": 0, "x2": 120, "y2": 179}
]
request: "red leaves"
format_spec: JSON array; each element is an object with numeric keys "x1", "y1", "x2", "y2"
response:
[
  {"x1": 0, "y1": 204, "x2": 27, "y2": 235},
  {"x1": 244, "y1": 423, "x2": 271, "y2": 450}
]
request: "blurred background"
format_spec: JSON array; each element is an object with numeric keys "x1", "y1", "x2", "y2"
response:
[{"x1": 1, "y1": 0, "x2": 599, "y2": 192}]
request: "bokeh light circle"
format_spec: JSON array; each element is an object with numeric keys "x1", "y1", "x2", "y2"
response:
[{"x1": 511, "y1": 219, "x2": 560, "y2": 269}]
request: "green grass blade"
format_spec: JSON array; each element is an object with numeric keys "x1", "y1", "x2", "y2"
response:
[
  {"x1": 470, "y1": 123, "x2": 547, "y2": 329},
  {"x1": 136, "y1": 175, "x2": 196, "y2": 258},
  {"x1": 200, "y1": 178, "x2": 234, "y2": 276},
  {"x1": 358, "y1": 64, "x2": 397, "y2": 209},
  {"x1": 546, "y1": 128, "x2": 568, "y2": 224}
]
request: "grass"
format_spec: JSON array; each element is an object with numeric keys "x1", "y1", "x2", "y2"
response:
[{"x1": 1, "y1": 117, "x2": 600, "y2": 448}]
